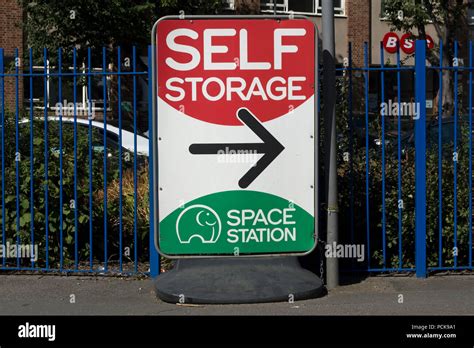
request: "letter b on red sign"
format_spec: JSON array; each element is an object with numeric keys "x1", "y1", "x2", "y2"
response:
[{"x1": 383, "y1": 32, "x2": 399, "y2": 54}]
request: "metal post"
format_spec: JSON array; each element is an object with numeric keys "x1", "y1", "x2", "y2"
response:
[
  {"x1": 322, "y1": 0, "x2": 339, "y2": 289},
  {"x1": 0, "y1": 48, "x2": 4, "y2": 267},
  {"x1": 149, "y1": 45, "x2": 160, "y2": 278},
  {"x1": 415, "y1": 40, "x2": 427, "y2": 278},
  {"x1": 273, "y1": 0, "x2": 277, "y2": 15}
]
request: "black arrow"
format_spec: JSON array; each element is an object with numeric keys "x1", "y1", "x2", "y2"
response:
[{"x1": 189, "y1": 108, "x2": 285, "y2": 189}]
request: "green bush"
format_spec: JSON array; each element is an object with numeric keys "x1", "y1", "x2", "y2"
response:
[
  {"x1": 94, "y1": 166, "x2": 173, "y2": 272},
  {"x1": 94, "y1": 165, "x2": 150, "y2": 263},
  {"x1": 335, "y1": 77, "x2": 473, "y2": 269},
  {"x1": 0, "y1": 113, "x2": 147, "y2": 269}
]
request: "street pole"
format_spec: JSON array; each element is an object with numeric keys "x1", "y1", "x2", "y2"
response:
[
  {"x1": 273, "y1": 0, "x2": 277, "y2": 15},
  {"x1": 322, "y1": 0, "x2": 339, "y2": 289}
]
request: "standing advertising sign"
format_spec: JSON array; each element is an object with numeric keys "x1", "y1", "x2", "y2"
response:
[{"x1": 152, "y1": 15, "x2": 318, "y2": 257}]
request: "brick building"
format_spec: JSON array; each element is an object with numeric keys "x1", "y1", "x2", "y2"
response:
[{"x1": 0, "y1": 0, "x2": 24, "y2": 111}]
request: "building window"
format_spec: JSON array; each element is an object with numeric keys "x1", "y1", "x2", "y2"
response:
[
  {"x1": 223, "y1": 0, "x2": 235, "y2": 10},
  {"x1": 318, "y1": 0, "x2": 344, "y2": 15},
  {"x1": 380, "y1": 0, "x2": 387, "y2": 18},
  {"x1": 469, "y1": 0, "x2": 474, "y2": 26},
  {"x1": 260, "y1": 0, "x2": 345, "y2": 16}
]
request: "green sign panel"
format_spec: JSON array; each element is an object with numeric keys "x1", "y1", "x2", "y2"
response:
[{"x1": 160, "y1": 191, "x2": 314, "y2": 255}]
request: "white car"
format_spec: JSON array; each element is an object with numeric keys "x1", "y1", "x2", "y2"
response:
[{"x1": 20, "y1": 117, "x2": 149, "y2": 157}]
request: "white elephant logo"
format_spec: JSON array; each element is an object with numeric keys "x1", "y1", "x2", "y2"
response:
[{"x1": 176, "y1": 204, "x2": 221, "y2": 244}]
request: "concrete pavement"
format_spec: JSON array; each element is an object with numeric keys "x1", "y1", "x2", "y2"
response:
[{"x1": 0, "y1": 273, "x2": 473, "y2": 315}]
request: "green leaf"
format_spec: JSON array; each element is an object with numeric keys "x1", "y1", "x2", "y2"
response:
[
  {"x1": 5, "y1": 195, "x2": 16, "y2": 203},
  {"x1": 65, "y1": 235, "x2": 73, "y2": 245},
  {"x1": 78, "y1": 215, "x2": 88, "y2": 224},
  {"x1": 19, "y1": 213, "x2": 32, "y2": 227},
  {"x1": 21, "y1": 199, "x2": 29, "y2": 210}
]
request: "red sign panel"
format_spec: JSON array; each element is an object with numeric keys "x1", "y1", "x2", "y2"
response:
[{"x1": 156, "y1": 19, "x2": 315, "y2": 126}]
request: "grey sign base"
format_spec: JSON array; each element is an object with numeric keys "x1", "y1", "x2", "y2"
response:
[{"x1": 154, "y1": 256, "x2": 325, "y2": 304}]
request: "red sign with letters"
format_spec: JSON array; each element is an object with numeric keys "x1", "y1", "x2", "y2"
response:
[
  {"x1": 382, "y1": 32, "x2": 434, "y2": 54},
  {"x1": 156, "y1": 19, "x2": 315, "y2": 126}
]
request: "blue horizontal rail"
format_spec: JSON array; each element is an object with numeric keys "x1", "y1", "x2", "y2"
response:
[
  {"x1": 0, "y1": 72, "x2": 148, "y2": 77},
  {"x1": 336, "y1": 66, "x2": 415, "y2": 72}
]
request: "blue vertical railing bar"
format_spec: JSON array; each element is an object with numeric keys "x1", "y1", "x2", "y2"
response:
[
  {"x1": 133, "y1": 46, "x2": 138, "y2": 273},
  {"x1": 15, "y1": 48, "x2": 20, "y2": 268},
  {"x1": 43, "y1": 48, "x2": 49, "y2": 270},
  {"x1": 396, "y1": 42, "x2": 403, "y2": 269},
  {"x1": 102, "y1": 47, "x2": 108, "y2": 272},
  {"x1": 87, "y1": 47, "x2": 93, "y2": 270},
  {"x1": 73, "y1": 48, "x2": 78, "y2": 270},
  {"x1": 469, "y1": 40, "x2": 473, "y2": 270},
  {"x1": 58, "y1": 48, "x2": 64, "y2": 271},
  {"x1": 148, "y1": 45, "x2": 159, "y2": 277},
  {"x1": 118, "y1": 47, "x2": 123, "y2": 273},
  {"x1": 29, "y1": 48, "x2": 35, "y2": 268},
  {"x1": 364, "y1": 42, "x2": 370, "y2": 268},
  {"x1": 453, "y1": 41, "x2": 458, "y2": 268},
  {"x1": 380, "y1": 42, "x2": 386, "y2": 268},
  {"x1": 438, "y1": 40, "x2": 443, "y2": 268},
  {"x1": 348, "y1": 42, "x2": 354, "y2": 249},
  {"x1": 0, "y1": 48, "x2": 4, "y2": 267},
  {"x1": 414, "y1": 40, "x2": 427, "y2": 278}
]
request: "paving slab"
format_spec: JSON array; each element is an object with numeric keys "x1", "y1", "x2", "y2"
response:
[{"x1": 0, "y1": 274, "x2": 473, "y2": 315}]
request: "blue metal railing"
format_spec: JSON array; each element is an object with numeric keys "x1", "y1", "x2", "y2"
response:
[
  {"x1": 414, "y1": 40, "x2": 427, "y2": 278},
  {"x1": 0, "y1": 46, "x2": 159, "y2": 276},
  {"x1": 336, "y1": 40, "x2": 474, "y2": 276},
  {"x1": 426, "y1": 39, "x2": 473, "y2": 273},
  {"x1": 1, "y1": 49, "x2": 5, "y2": 268},
  {"x1": 73, "y1": 47, "x2": 79, "y2": 271},
  {"x1": 396, "y1": 42, "x2": 403, "y2": 270},
  {"x1": 43, "y1": 48, "x2": 50, "y2": 271},
  {"x1": 1, "y1": 40, "x2": 473, "y2": 279},
  {"x1": 364, "y1": 42, "x2": 371, "y2": 271},
  {"x1": 15, "y1": 48, "x2": 20, "y2": 269}
]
